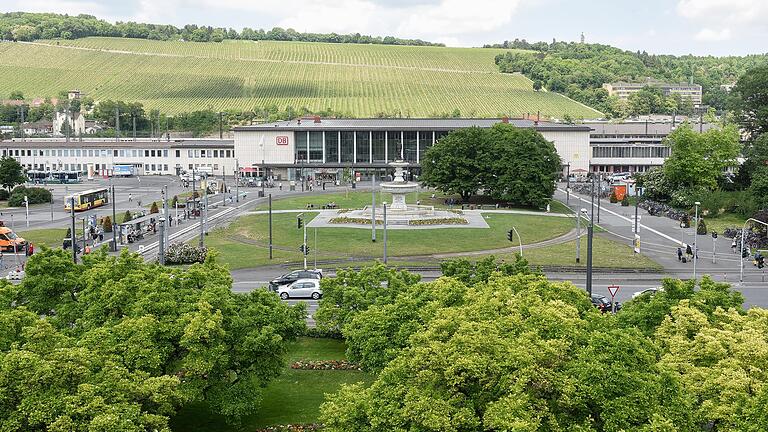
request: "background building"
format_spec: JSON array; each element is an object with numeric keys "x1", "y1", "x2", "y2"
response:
[{"x1": 603, "y1": 80, "x2": 702, "y2": 105}]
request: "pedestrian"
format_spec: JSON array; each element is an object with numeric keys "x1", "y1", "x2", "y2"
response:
[
  {"x1": 137, "y1": 199, "x2": 142, "y2": 208},
  {"x1": 686, "y1": 244, "x2": 693, "y2": 260},
  {"x1": 0, "y1": 251, "x2": 4, "y2": 269},
  {"x1": 279, "y1": 182, "x2": 283, "y2": 191},
  {"x1": 546, "y1": 203, "x2": 551, "y2": 213},
  {"x1": 677, "y1": 247, "x2": 683, "y2": 261},
  {"x1": 731, "y1": 240, "x2": 737, "y2": 253},
  {"x1": 128, "y1": 193, "x2": 133, "y2": 202},
  {"x1": 26, "y1": 243, "x2": 33, "y2": 256}
]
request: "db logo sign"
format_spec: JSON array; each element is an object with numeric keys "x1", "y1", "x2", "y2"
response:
[{"x1": 276, "y1": 136, "x2": 289, "y2": 145}]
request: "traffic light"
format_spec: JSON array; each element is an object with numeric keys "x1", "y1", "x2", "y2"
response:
[
  {"x1": 743, "y1": 248, "x2": 749, "y2": 259},
  {"x1": 297, "y1": 217, "x2": 303, "y2": 229},
  {"x1": 758, "y1": 255, "x2": 765, "y2": 269},
  {"x1": 304, "y1": 244, "x2": 310, "y2": 256},
  {"x1": 507, "y1": 229, "x2": 514, "y2": 242},
  {"x1": 712, "y1": 231, "x2": 718, "y2": 239}
]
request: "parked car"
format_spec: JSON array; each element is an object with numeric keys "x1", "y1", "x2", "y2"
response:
[
  {"x1": 278, "y1": 279, "x2": 322, "y2": 300},
  {"x1": 632, "y1": 287, "x2": 664, "y2": 299},
  {"x1": 269, "y1": 269, "x2": 323, "y2": 291},
  {"x1": 608, "y1": 172, "x2": 632, "y2": 183},
  {"x1": 591, "y1": 294, "x2": 621, "y2": 313}
]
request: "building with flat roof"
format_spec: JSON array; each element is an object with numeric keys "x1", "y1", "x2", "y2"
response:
[
  {"x1": 587, "y1": 120, "x2": 717, "y2": 173},
  {"x1": 0, "y1": 118, "x2": 722, "y2": 182},
  {"x1": 603, "y1": 80, "x2": 702, "y2": 105},
  {"x1": 233, "y1": 117, "x2": 593, "y2": 180}
]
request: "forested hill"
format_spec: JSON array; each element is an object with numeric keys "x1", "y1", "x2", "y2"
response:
[
  {"x1": 491, "y1": 39, "x2": 768, "y2": 117},
  {"x1": 0, "y1": 11, "x2": 443, "y2": 46}
]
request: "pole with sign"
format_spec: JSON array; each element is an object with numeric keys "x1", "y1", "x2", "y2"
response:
[{"x1": 608, "y1": 285, "x2": 620, "y2": 313}]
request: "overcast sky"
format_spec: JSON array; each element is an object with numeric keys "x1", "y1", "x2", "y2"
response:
[{"x1": 2, "y1": 0, "x2": 767, "y2": 55}]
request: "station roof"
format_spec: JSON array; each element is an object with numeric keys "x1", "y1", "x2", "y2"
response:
[
  {"x1": 0, "y1": 139, "x2": 233, "y2": 148},
  {"x1": 233, "y1": 118, "x2": 592, "y2": 133}
]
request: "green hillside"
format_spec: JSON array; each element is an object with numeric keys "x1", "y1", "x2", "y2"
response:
[{"x1": 0, "y1": 37, "x2": 601, "y2": 118}]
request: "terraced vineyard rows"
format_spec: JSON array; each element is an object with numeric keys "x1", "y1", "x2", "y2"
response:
[{"x1": 0, "y1": 38, "x2": 602, "y2": 118}]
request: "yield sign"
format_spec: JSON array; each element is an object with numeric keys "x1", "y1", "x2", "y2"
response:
[{"x1": 608, "y1": 285, "x2": 620, "y2": 298}]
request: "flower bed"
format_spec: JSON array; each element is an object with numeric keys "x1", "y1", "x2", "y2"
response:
[
  {"x1": 291, "y1": 360, "x2": 362, "y2": 371},
  {"x1": 329, "y1": 217, "x2": 382, "y2": 225},
  {"x1": 447, "y1": 209, "x2": 464, "y2": 215},
  {"x1": 409, "y1": 217, "x2": 468, "y2": 226},
  {"x1": 255, "y1": 424, "x2": 323, "y2": 432}
]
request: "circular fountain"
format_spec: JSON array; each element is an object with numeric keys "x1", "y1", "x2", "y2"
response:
[{"x1": 378, "y1": 161, "x2": 433, "y2": 216}]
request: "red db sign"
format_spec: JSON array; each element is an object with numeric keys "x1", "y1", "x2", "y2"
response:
[{"x1": 276, "y1": 136, "x2": 289, "y2": 145}]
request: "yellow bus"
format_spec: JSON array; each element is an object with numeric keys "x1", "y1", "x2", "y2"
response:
[{"x1": 64, "y1": 188, "x2": 109, "y2": 211}]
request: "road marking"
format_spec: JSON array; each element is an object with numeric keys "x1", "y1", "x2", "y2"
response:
[{"x1": 558, "y1": 188, "x2": 684, "y2": 247}]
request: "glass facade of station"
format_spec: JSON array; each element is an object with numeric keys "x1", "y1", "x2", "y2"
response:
[{"x1": 293, "y1": 130, "x2": 449, "y2": 164}]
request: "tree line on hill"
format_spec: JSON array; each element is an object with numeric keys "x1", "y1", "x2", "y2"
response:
[
  {"x1": 0, "y1": 12, "x2": 443, "y2": 46},
  {"x1": 490, "y1": 39, "x2": 768, "y2": 117}
]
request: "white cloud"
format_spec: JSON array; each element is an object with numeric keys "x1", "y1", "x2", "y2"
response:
[
  {"x1": 1, "y1": 0, "x2": 109, "y2": 16},
  {"x1": 695, "y1": 27, "x2": 732, "y2": 41}
]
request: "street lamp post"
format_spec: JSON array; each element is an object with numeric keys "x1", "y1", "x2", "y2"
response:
[
  {"x1": 586, "y1": 175, "x2": 595, "y2": 296},
  {"x1": 383, "y1": 203, "x2": 388, "y2": 264},
  {"x1": 693, "y1": 201, "x2": 700, "y2": 281},
  {"x1": 371, "y1": 171, "x2": 376, "y2": 242}
]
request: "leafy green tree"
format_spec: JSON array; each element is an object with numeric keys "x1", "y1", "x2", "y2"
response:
[
  {"x1": 663, "y1": 123, "x2": 741, "y2": 191},
  {"x1": 123, "y1": 210, "x2": 133, "y2": 223},
  {"x1": 322, "y1": 274, "x2": 693, "y2": 431},
  {"x1": 8, "y1": 90, "x2": 24, "y2": 100},
  {"x1": 314, "y1": 263, "x2": 420, "y2": 332},
  {"x1": 0, "y1": 156, "x2": 27, "y2": 192},
  {"x1": 733, "y1": 65, "x2": 768, "y2": 139},
  {"x1": 485, "y1": 124, "x2": 562, "y2": 207},
  {"x1": 150, "y1": 201, "x2": 159, "y2": 214},
  {"x1": 736, "y1": 133, "x2": 768, "y2": 188},
  {"x1": 419, "y1": 127, "x2": 489, "y2": 202},
  {"x1": 749, "y1": 166, "x2": 768, "y2": 208},
  {"x1": 440, "y1": 254, "x2": 537, "y2": 286},
  {"x1": 617, "y1": 276, "x2": 743, "y2": 336},
  {"x1": 0, "y1": 248, "x2": 306, "y2": 428},
  {"x1": 532, "y1": 79, "x2": 543, "y2": 91}
]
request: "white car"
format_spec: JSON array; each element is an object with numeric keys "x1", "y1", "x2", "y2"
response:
[
  {"x1": 609, "y1": 172, "x2": 632, "y2": 183},
  {"x1": 278, "y1": 278, "x2": 322, "y2": 300},
  {"x1": 632, "y1": 287, "x2": 664, "y2": 299},
  {"x1": 6, "y1": 268, "x2": 25, "y2": 281}
]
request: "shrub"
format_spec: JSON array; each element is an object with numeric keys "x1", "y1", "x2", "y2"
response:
[
  {"x1": 609, "y1": 189, "x2": 618, "y2": 203},
  {"x1": 329, "y1": 217, "x2": 382, "y2": 225},
  {"x1": 123, "y1": 210, "x2": 133, "y2": 223},
  {"x1": 149, "y1": 201, "x2": 159, "y2": 214},
  {"x1": 164, "y1": 242, "x2": 207, "y2": 264},
  {"x1": 102, "y1": 216, "x2": 112, "y2": 233},
  {"x1": 621, "y1": 194, "x2": 630, "y2": 206},
  {"x1": 8, "y1": 186, "x2": 52, "y2": 206},
  {"x1": 697, "y1": 218, "x2": 708, "y2": 235},
  {"x1": 0, "y1": 189, "x2": 9, "y2": 200}
]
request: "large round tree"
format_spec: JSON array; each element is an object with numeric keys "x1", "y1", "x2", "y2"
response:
[{"x1": 420, "y1": 126, "x2": 489, "y2": 202}]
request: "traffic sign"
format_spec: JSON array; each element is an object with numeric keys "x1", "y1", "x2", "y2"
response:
[{"x1": 608, "y1": 285, "x2": 620, "y2": 297}]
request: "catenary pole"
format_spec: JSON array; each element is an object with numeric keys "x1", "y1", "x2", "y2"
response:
[
  {"x1": 371, "y1": 171, "x2": 376, "y2": 242},
  {"x1": 269, "y1": 193, "x2": 273, "y2": 259}
]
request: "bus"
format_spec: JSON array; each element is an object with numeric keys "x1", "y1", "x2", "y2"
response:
[
  {"x1": 64, "y1": 188, "x2": 109, "y2": 211},
  {"x1": 51, "y1": 171, "x2": 81, "y2": 184}
]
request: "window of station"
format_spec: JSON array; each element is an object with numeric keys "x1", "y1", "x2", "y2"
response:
[
  {"x1": 295, "y1": 131, "x2": 308, "y2": 162},
  {"x1": 435, "y1": 131, "x2": 449, "y2": 142},
  {"x1": 355, "y1": 131, "x2": 370, "y2": 163},
  {"x1": 387, "y1": 131, "x2": 401, "y2": 161},
  {"x1": 418, "y1": 131, "x2": 433, "y2": 162},
  {"x1": 175, "y1": 150, "x2": 180, "y2": 157},
  {"x1": 163, "y1": 150, "x2": 168, "y2": 158},
  {"x1": 309, "y1": 131, "x2": 324, "y2": 162},
  {"x1": 340, "y1": 132, "x2": 354, "y2": 163},
  {"x1": 372, "y1": 131, "x2": 386, "y2": 163},
  {"x1": 403, "y1": 131, "x2": 417, "y2": 163},
  {"x1": 325, "y1": 131, "x2": 339, "y2": 163},
  {"x1": 213, "y1": 150, "x2": 219, "y2": 158}
]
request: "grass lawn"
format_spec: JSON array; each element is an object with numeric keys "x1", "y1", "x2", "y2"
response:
[
  {"x1": 18, "y1": 228, "x2": 68, "y2": 248},
  {"x1": 516, "y1": 234, "x2": 662, "y2": 270},
  {"x1": 205, "y1": 211, "x2": 574, "y2": 269},
  {"x1": 257, "y1": 190, "x2": 570, "y2": 214},
  {"x1": 170, "y1": 337, "x2": 374, "y2": 430},
  {"x1": 702, "y1": 213, "x2": 746, "y2": 234}
]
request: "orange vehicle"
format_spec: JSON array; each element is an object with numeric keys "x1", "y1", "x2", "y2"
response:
[{"x1": 0, "y1": 227, "x2": 26, "y2": 252}]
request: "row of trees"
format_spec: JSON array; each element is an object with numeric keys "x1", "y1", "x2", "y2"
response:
[
  {"x1": 0, "y1": 12, "x2": 443, "y2": 46},
  {"x1": 1, "y1": 91, "x2": 352, "y2": 137},
  {"x1": 312, "y1": 260, "x2": 761, "y2": 431},
  {"x1": 0, "y1": 248, "x2": 306, "y2": 429},
  {"x1": 494, "y1": 41, "x2": 766, "y2": 116},
  {"x1": 419, "y1": 123, "x2": 561, "y2": 207}
]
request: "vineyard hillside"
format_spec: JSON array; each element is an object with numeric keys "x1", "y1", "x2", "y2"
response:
[{"x1": 0, "y1": 37, "x2": 602, "y2": 118}]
